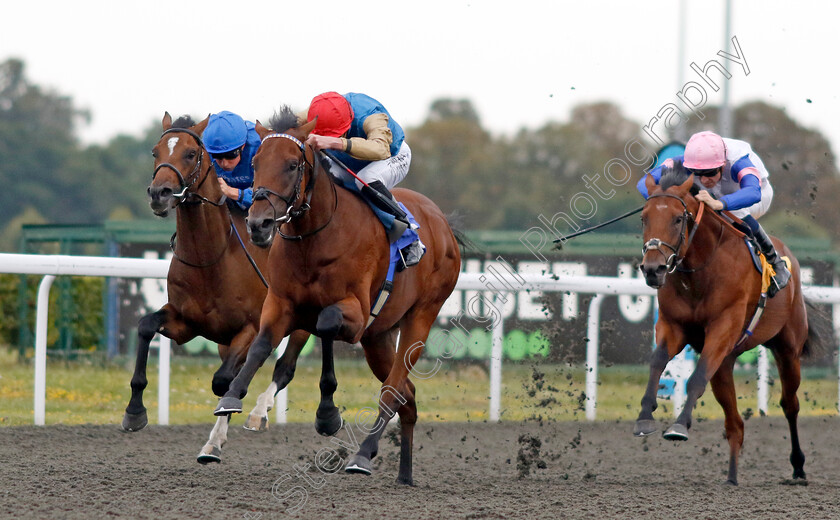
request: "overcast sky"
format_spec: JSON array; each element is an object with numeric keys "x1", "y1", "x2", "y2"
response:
[{"x1": 2, "y1": 1, "x2": 838, "y2": 156}]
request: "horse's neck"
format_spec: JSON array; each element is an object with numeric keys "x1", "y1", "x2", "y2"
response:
[
  {"x1": 175, "y1": 179, "x2": 231, "y2": 248},
  {"x1": 681, "y1": 212, "x2": 743, "y2": 278}
]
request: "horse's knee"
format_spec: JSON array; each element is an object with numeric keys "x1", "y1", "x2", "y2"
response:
[
  {"x1": 316, "y1": 305, "x2": 343, "y2": 338},
  {"x1": 138, "y1": 311, "x2": 164, "y2": 339},
  {"x1": 212, "y1": 371, "x2": 233, "y2": 397}
]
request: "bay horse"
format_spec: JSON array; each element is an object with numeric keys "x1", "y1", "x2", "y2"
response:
[
  {"x1": 212, "y1": 109, "x2": 462, "y2": 486},
  {"x1": 633, "y1": 164, "x2": 823, "y2": 485},
  {"x1": 127, "y1": 112, "x2": 311, "y2": 462}
]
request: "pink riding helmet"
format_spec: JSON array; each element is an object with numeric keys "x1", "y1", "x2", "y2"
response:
[{"x1": 683, "y1": 131, "x2": 726, "y2": 170}]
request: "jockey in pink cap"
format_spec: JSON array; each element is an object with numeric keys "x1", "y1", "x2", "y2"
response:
[{"x1": 638, "y1": 131, "x2": 791, "y2": 297}]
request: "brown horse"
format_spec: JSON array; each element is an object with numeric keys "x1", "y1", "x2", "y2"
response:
[
  {"x1": 634, "y1": 164, "x2": 822, "y2": 485},
  {"x1": 127, "y1": 112, "x2": 311, "y2": 462},
  {"x1": 212, "y1": 110, "x2": 462, "y2": 486}
]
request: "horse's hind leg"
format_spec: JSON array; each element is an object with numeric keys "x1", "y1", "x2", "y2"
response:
[
  {"x1": 709, "y1": 354, "x2": 743, "y2": 485},
  {"x1": 245, "y1": 330, "x2": 312, "y2": 432},
  {"x1": 634, "y1": 321, "x2": 686, "y2": 436},
  {"x1": 348, "y1": 312, "x2": 433, "y2": 486},
  {"x1": 123, "y1": 306, "x2": 188, "y2": 432},
  {"x1": 772, "y1": 343, "x2": 806, "y2": 480}
]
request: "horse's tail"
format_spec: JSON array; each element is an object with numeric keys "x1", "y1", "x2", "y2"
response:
[
  {"x1": 803, "y1": 299, "x2": 834, "y2": 358},
  {"x1": 445, "y1": 212, "x2": 481, "y2": 254}
]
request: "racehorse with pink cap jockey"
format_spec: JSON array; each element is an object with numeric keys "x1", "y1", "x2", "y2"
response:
[
  {"x1": 637, "y1": 131, "x2": 791, "y2": 297},
  {"x1": 305, "y1": 91, "x2": 425, "y2": 268}
]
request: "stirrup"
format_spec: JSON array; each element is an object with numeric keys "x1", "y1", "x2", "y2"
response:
[{"x1": 397, "y1": 240, "x2": 426, "y2": 271}]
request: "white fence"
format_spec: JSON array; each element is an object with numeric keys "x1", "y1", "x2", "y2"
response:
[{"x1": 2, "y1": 253, "x2": 840, "y2": 426}]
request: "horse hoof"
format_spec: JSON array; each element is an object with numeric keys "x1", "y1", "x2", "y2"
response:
[
  {"x1": 215, "y1": 397, "x2": 243, "y2": 416},
  {"x1": 725, "y1": 479, "x2": 738, "y2": 486},
  {"x1": 663, "y1": 423, "x2": 689, "y2": 441},
  {"x1": 244, "y1": 413, "x2": 269, "y2": 432},
  {"x1": 196, "y1": 445, "x2": 221, "y2": 464},
  {"x1": 633, "y1": 419, "x2": 658, "y2": 437},
  {"x1": 315, "y1": 406, "x2": 343, "y2": 437},
  {"x1": 395, "y1": 475, "x2": 415, "y2": 486},
  {"x1": 121, "y1": 410, "x2": 148, "y2": 432},
  {"x1": 345, "y1": 454, "x2": 372, "y2": 475}
]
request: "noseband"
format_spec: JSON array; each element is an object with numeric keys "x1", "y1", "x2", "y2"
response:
[
  {"x1": 642, "y1": 192, "x2": 705, "y2": 273},
  {"x1": 151, "y1": 127, "x2": 207, "y2": 201}
]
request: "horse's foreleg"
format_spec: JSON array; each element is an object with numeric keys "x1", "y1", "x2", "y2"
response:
[
  {"x1": 245, "y1": 330, "x2": 311, "y2": 432},
  {"x1": 634, "y1": 320, "x2": 686, "y2": 437},
  {"x1": 123, "y1": 307, "x2": 184, "y2": 431},
  {"x1": 773, "y1": 347, "x2": 806, "y2": 480},
  {"x1": 216, "y1": 296, "x2": 291, "y2": 416},
  {"x1": 197, "y1": 415, "x2": 230, "y2": 464},
  {"x1": 665, "y1": 317, "x2": 741, "y2": 442},
  {"x1": 312, "y1": 302, "x2": 364, "y2": 437},
  {"x1": 709, "y1": 355, "x2": 743, "y2": 485}
]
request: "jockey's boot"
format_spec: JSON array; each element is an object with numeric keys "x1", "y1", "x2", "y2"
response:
[
  {"x1": 753, "y1": 224, "x2": 791, "y2": 297},
  {"x1": 362, "y1": 181, "x2": 425, "y2": 269}
]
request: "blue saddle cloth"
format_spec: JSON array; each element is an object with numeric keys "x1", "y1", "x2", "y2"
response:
[{"x1": 331, "y1": 174, "x2": 420, "y2": 280}]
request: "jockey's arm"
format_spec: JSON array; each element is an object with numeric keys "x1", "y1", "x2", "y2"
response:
[
  {"x1": 718, "y1": 173, "x2": 761, "y2": 211},
  {"x1": 637, "y1": 163, "x2": 666, "y2": 198},
  {"x1": 342, "y1": 113, "x2": 393, "y2": 161}
]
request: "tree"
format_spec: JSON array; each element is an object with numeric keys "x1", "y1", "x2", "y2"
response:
[{"x1": 0, "y1": 59, "x2": 89, "y2": 228}]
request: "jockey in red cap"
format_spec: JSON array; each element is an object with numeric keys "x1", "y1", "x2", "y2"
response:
[{"x1": 306, "y1": 92, "x2": 424, "y2": 268}]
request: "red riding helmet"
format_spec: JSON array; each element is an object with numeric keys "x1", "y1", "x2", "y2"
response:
[{"x1": 308, "y1": 92, "x2": 354, "y2": 137}]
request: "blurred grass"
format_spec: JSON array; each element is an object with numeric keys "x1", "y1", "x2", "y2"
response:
[{"x1": 0, "y1": 347, "x2": 837, "y2": 426}]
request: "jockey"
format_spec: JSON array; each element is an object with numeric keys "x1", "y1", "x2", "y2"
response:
[
  {"x1": 203, "y1": 110, "x2": 261, "y2": 210},
  {"x1": 305, "y1": 91, "x2": 425, "y2": 268},
  {"x1": 637, "y1": 131, "x2": 791, "y2": 297}
]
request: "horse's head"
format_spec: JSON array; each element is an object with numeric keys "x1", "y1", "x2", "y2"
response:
[
  {"x1": 148, "y1": 112, "x2": 210, "y2": 217},
  {"x1": 640, "y1": 164, "x2": 700, "y2": 288},
  {"x1": 247, "y1": 108, "x2": 317, "y2": 248}
]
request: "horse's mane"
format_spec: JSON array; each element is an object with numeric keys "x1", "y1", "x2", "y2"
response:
[
  {"x1": 172, "y1": 115, "x2": 195, "y2": 129},
  {"x1": 658, "y1": 159, "x2": 700, "y2": 196},
  {"x1": 268, "y1": 105, "x2": 302, "y2": 133}
]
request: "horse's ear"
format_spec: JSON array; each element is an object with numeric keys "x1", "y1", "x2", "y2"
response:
[
  {"x1": 678, "y1": 173, "x2": 695, "y2": 195},
  {"x1": 193, "y1": 115, "x2": 210, "y2": 135},
  {"x1": 644, "y1": 173, "x2": 658, "y2": 195},
  {"x1": 162, "y1": 112, "x2": 172, "y2": 131},
  {"x1": 255, "y1": 121, "x2": 272, "y2": 139},
  {"x1": 299, "y1": 117, "x2": 318, "y2": 138}
]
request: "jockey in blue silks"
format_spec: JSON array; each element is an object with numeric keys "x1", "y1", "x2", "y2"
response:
[{"x1": 204, "y1": 111, "x2": 261, "y2": 210}]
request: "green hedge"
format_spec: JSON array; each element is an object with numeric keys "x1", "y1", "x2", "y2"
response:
[{"x1": 0, "y1": 274, "x2": 103, "y2": 354}]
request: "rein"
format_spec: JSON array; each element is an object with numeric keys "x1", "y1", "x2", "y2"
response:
[{"x1": 253, "y1": 133, "x2": 338, "y2": 241}]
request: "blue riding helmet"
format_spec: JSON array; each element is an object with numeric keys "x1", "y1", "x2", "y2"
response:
[{"x1": 204, "y1": 111, "x2": 248, "y2": 153}]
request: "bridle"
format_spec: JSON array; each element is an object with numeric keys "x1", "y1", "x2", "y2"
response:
[
  {"x1": 151, "y1": 127, "x2": 225, "y2": 207},
  {"x1": 252, "y1": 133, "x2": 337, "y2": 241},
  {"x1": 641, "y1": 192, "x2": 705, "y2": 273}
]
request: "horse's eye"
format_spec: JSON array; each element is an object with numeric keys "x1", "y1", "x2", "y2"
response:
[
  {"x1": 289, "y1": 162, "x2": 299, "y2": 171},
  {"x1": 151, "y1": 149, "x2": 158, "y2": 159},
  {"x1": 187, "y1": 150, "x2": 196, "y2": 160}
]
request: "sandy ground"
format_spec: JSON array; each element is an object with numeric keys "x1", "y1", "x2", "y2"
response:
[{"x1": 1, "y1": 416, "x2": 839, "y2": 519}]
